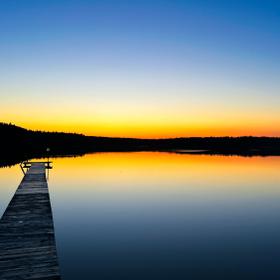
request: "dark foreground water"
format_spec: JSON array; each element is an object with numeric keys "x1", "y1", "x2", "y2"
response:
[{"x1": 1, "y1": 152, "x2": 280, "y2": 279}]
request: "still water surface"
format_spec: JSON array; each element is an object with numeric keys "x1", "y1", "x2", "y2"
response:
[{"x1": 1, "y1": 152, "x2": 280, "y2": 279}]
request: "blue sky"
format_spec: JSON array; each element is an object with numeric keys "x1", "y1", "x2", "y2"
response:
[{"x1": 0, "y1": 0, "x2": 279, "y2": 137}]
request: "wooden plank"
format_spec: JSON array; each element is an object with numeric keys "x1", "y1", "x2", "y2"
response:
[{"x1": 0, "y1": 163, "x2": 61, "y2": 280}]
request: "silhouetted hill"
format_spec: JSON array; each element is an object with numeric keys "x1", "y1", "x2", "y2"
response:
[{"x1": 1, "y1": 123, "x2": 280, "y2": 162}]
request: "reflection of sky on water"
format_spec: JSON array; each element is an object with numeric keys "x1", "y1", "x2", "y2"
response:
[
  {"x1": 0, "y1": 165, "x2": 22, "y2": 216},
  {"x1": 1, "y1": 153, "x2": 280, "y2": 279}
]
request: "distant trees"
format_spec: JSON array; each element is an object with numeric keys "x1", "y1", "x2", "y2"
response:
[{"x1": 1, "y1": 122, "x2": 280, "y2": 162}]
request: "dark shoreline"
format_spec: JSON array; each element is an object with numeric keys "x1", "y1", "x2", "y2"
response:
[{"x1": 1, "y1": 122, "x2": 280, "y2": 168}]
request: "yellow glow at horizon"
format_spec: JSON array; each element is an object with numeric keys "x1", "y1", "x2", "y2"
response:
[{"x1": 1, "y1": 98, "x2": 280, "y2": 138}]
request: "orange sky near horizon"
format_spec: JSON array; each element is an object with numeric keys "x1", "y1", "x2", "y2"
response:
[
  {"x1": 2, "y1": 95, "x2": 280, "y2": 138},
  {"x1": 2, "y1": 108, "x2": 280, "y2": 138},
  {"x1": 16, "y1": 122, "x2": 280, "y2": 138}
]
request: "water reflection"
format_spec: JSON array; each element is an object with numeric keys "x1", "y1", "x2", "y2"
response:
[
  {"x1": 0, "y1": 165, "x2": 22, "y2": 216},
  {"x1": 1, "y1": 152, "x2": 280, "y2": 279}
]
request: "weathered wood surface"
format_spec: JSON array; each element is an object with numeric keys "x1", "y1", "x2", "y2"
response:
[{"x1": 0, "y1": 163, "x2": 61, "y2": 280}]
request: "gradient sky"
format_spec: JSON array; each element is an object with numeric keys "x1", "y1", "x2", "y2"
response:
[{"x1": 0, "y1": 0, "x2": 279, "y2": 138}]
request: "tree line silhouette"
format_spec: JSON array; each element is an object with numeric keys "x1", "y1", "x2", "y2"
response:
[{"x1": 1, "y1": 122, "x2": 280, "y2": 165}]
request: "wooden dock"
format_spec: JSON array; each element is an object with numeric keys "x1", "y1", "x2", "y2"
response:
[{"x1": 0, "y1": 162, "x2": 61, "y2": 279}]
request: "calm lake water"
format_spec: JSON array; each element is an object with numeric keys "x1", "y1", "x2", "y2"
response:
[{"x1": 1, "y1": 152, "x2": 280, "y2": 279}]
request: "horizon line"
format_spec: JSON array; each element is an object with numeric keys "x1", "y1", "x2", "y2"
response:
[{"x1": 2, "y1": 122, "x2": 280, "y2": 140}]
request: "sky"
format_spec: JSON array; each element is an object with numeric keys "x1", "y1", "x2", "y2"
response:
[{"x1": 0, "y1": 0, "x2": 279, "y2": 138}]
